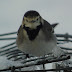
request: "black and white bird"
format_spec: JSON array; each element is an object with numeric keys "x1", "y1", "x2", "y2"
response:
[{"x1": 16, "y1": 10, "x2": 65, "y2": 57}]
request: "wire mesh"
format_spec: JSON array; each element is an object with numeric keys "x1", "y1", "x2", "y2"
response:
[{"x1": 0, "y1": 32, "x2": 72, "y2": 72}]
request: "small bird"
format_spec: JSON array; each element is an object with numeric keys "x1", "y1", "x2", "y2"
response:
[{"x1": 16, "y1": 10, "x2": 64, "y2": 57}]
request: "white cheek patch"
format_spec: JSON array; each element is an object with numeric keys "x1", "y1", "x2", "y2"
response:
[{"x1": 25, "y1": 23, "x2": 32, "y2": 27}]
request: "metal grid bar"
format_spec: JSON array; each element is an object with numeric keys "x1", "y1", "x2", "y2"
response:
[
  {"x1": 0, "y1": 55, "x2": 70, "y2": 71},
  {"x1": 0, "y1": 32, "x2": 72, "y2": 72},
  {"x1": 0, "y1": 32, "x2": 17, "y2": 36}
]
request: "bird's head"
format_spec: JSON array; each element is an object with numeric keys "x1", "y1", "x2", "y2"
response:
[
  {"x1": 21, "y1": 10, "x2": 44, "y2": 40},
  {"x1": 22, "y1": 10, "x2": 44, "y2": 29}
]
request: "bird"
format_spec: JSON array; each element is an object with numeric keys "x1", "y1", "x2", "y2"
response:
[{"x1": 16, "y1": 10, "x2": 65, "y2": 57}]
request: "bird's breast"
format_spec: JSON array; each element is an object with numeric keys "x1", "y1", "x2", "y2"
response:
[{"x1": 18, "y1": 30, "x2": 57, "y2": 56}]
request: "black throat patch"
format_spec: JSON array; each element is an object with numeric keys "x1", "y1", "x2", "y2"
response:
[{"x1": 23, "y1": 24, "x2": 42, "y2": 41}]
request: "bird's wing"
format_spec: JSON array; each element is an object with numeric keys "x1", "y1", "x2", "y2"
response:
[
  {"x1": 42, "y1": 20, "x2": 55, "y2": 40},
  {"x1": 16, "y1": 25, "x2": 24, "y2": 45},
  {"x1": 43, "y1": 20, "x2": 54, "y2": 33}
]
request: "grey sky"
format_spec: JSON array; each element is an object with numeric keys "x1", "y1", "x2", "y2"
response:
[{"x1": 0, "y1": 0, "x2": 72, "y2": 34}]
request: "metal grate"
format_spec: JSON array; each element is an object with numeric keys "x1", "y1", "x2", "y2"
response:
[{"x1": 0, "y1": 32, "x2": 72, "y2": 72}]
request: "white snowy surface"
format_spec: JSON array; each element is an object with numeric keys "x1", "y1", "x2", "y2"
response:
[
  {"x1": 0, "y1": 56, "x2": 23, "y2": 69},
  {"x1": 0, "y1": 56, "x2": 40, "y2": 71}
]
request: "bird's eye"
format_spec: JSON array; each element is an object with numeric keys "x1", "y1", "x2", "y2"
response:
[
  {"x1": 26, "y1": 19, "x2": 28, "y2": 22},
  {"x1": 36, "y1": 18, "x2": 38, "y2": 21}
]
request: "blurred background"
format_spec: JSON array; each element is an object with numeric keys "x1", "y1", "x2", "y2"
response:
[{"x1": 0, "y1": 0, "x2": 72, "y2": 34}]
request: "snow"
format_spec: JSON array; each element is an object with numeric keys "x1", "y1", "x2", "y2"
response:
[
  {"x1": 0, "y1": 56, "x2": 40, "y2": 71},
  {"x1": 0, "y1": 56, "x2": 23, "y2": 70}
]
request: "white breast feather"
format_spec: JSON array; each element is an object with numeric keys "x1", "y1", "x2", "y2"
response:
[{"x1": 17, "y1": 30, "x2": 57, "y2": 56}]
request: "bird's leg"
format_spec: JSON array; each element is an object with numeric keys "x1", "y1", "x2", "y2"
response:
[
  {"x1": 25, "y1": 54, "x2": 30, "y2": 58},
  {"x1": 42, "y1": 55, "x2": 46, "y2": 71},
  {"x1": 11, "y1": 66, "x2": 15, "y2": 72},
  {"x1": 43, "y1": 63, "x2": 45, "y2": 70}
]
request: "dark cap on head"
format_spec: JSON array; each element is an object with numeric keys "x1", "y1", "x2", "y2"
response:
[{"x1": 24, "y1": 10, "x2": 40, "y2": 18}]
